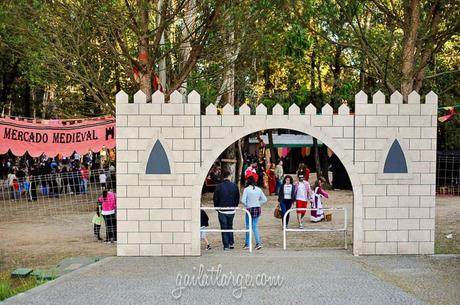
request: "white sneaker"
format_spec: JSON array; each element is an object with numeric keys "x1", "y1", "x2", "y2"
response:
[{"x1": 299, "y1": 222, "x2": 304, "y2": 229}]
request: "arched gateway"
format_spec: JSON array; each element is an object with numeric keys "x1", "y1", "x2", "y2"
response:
[{"x1": 116, "y1": 90, "x2": 438, "y2": 256}]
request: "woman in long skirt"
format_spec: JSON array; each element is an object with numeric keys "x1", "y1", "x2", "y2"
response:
[
  {"x1": 311, "y1": 177, "x2": 329, "y2": 222},
  {"x1": 266, "y1": 163, "x2": 276, "y2": 195}
]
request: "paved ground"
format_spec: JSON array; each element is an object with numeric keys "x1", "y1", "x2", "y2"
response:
[{"x1": 3, "y1": 250, "x2": 459, "y2": 305}]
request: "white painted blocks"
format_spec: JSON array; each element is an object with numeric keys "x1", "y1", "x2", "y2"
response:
[
  {"x1": 116, "y1": 89, "x2": 437, "y2": 256},
  {"x1": 139, "y1": 221, "x2": 162, "y2": 232},
  {"x1": 117, "y1": 244, "x2": 140, "y2": 256},
  {"x1": 376, "y1": 242, "x2": 397, "y2": 254},
  {"x1": 140, "y1": 245, "x2": 162, "y2": 256},
  {"x1": 163, "y1": 244, "x2": 185, "y2": 256}
]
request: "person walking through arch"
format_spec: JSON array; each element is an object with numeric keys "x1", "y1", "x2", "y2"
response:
[
  {"x1": 297, "y1": 163, "x2": 310, "y2": 181},
  {"x1": 278, "y1": 175, "x2": 296, "y2": 228},
  {"x1": 241, "y1": 176, "x2": 267, "y2": 250},
  {"x1": 311, "y1": 177, "x2": 329, "y2": 222},
  {"x1": 213, "y1": 171, "x2": 240, "y2": 250},
  {"x1": 274, "y1": 160, "x2": 284, "y2": 195},
  {"x1": 294, "y1": 173, "x2": 312, "y2": 229}
]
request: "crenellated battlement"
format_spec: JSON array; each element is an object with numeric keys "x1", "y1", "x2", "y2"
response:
[{"x1": 116, "y1": 89, "x2": 437, "y2": 118}]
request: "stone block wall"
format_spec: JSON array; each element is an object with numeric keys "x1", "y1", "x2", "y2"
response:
[
  {"x1": 116, "y1": 89, "x2": 437, "y2": 256},
  {"x1": 356, "y1": 91, "x2": 438, "y2": 254}
]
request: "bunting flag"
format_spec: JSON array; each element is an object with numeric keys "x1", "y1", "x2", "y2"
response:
[
  {"x1": 277, "y1": 147, "x2": 291, "y2": 158},
  {"x1": 438, "y1": 105, "x2": 459, "y2": 123},
  {"x1": 300, "y1": 147, "x2": 311, "y2": 157}
]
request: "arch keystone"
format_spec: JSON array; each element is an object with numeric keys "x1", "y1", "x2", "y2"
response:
[
  {"x1": 321, "y1": 104, "x2": 333, "y2": 115},
  {"x1": 272, "y1": 104, "x2": 284, "y2": 115},
  {"x1": 170, "y1": 90, "x2": 183, "y2": 104},
  {"x1": 152, "y1": 90, "x2": 165, "y2": 104},
  {"x1": 390, "y1": 91, "x2": 403, "y2": 104},
  {"x1": 134, "y1": 90, "x2": 147, "y2": 103},
  {"x1": 205, "y1": 104, "x2": 217, "y2": 115},
  {"x1": 355, "y1": 90, "x2": 368, "y2": 104},
  {"x1": 222, "y1": 103, "x2": 234, "y2": 115},
  {"x1": 288, "y1": 104, "x2": 300, "y2": 115},
  {"x1": 305, "y1": 103, "x2": 317, "y2": 115},
  {"x1": 338, "y1": 104, "x2": 350, "y2": 115},
  {"x1": 256, "y1": 104, "x2": 267, "y2": 115},
  {"x1": 373, "y1": 90, "x2": 385, "y2": 104},
  {"x1": 239, "y1": 103, "x2": 251, "y2": 115},
  {"x1": 116, "y1": 90, "x2": 129, "y2": 104},
  {"x1": 408, "y1": 91, "x2": 420, "y2": 104}
]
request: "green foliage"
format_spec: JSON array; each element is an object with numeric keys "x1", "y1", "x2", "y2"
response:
[{"x1": 0, "y1": 0, "x2": 458, "y2": 148}]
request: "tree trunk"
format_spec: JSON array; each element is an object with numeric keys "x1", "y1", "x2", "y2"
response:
[
  {"x1": 23, "y1": 81, "x2": 31, "y2": 117},
  {"x1": 400, "y1": 0, "x2": 420, "y2": 99},
  {"x1": 316, "y1": 55, "x2": 329, "y2": 184},
  {"x1": 157, "y1": 0, "x2": 167, "y2": 91},
  {"x1": 0, "y1": 60, "x2": 19, "y2": 108},
  {"x1": 218, "y1": 13, "x2": 238, "y2": 180},
  {"x1": 138, "y1": 0, "x2": 152, "y2": 101},
  {"x1": 309, "y1": 49, "x2": 316, "y2": 104},
  {"x1": 316, "y1": 55, "x2": 324, "y2": 103},
  {"x1": 320, "y1": 145, "x2": 330, "y2": 184},
  {"x1": 235, "y1": 138, "x2": 244, "y2": 190},
  {"x1": 215, "y1": 29, "x2": 238, "y2": 107},
  {"x1": 413, "y1": 2, "x2": 442, "y2": 92},
  {"x1": 313, "y1": 138, "x2": 322, "y2": 179},
  {"x1": 267, "y1": 130, "x2": 277, "y2": 164},
  {"x1": 310, "y1": 47, "x2": 322, "y2": 179},
  {"x1": 331, "y1": 45, "x2": 343, "y2": 109},
  {"x1": 179, "y1": 0, "x2": 196, "y2": 98},
  {"x1": 222, "y1": 143, "x2": 237, "y2": 181}
]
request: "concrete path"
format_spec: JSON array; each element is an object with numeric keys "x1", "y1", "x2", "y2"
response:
[{"x1": 3, "y1": 249, "x2": 458, "y2": 305}]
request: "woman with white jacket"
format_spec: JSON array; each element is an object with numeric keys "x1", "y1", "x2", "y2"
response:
[{"x1": 241, "y1": 176, "x2": 267, "y2": 250}]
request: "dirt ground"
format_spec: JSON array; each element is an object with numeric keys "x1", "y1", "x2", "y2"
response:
[
  {"x1": 0, "y1": 196, "x2": 116, "y2": 273},
  {"x1": 202, "y1": 191, "x2": 460, "y2": 253},
  {"x1": 0, "y1": 189, "x2": 458, "y2": 273},
  {"x1": 201, "y1": 189, "x2": 353, "y2": 250}
]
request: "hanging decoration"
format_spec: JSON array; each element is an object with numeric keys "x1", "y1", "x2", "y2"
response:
[
  {"x1": 300, "y1": 147, "x2": 311, "y2": 157},
  {"x1": 438, "y1": 105, "x2": 459, "y2": 123}
]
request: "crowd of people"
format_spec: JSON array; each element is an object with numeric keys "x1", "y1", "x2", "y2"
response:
[
  {"x1": 1, "y1": 151, "x2": 119, "y2": 244},
  {"x1": 1, "y1": 152, "x2": 115, "y2": 201},
  {"x1": 202, "y1": 156, "x2": 330, "y2": 251}
]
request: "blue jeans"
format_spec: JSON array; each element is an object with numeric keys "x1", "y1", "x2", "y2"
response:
[
  {"x1": 81, "y1": 179, "x2": 88, "y2": 193},
  {"x1": 218, "y1": 212, "x2": 235, "y2": 249},
  {"x1": 245, "y1": 214, "x2": 261, "y2": 246},
  {"x1": 275, "y1": 179, "x2": 283, "y2": 195},
  {"x1": 280, "y1": 199, "x2": 293, "y2": 227}
]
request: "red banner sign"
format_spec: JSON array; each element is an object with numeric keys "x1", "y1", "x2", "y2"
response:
[{"x1": 0, "y1": 117, "x2": 116, "y2": 157}]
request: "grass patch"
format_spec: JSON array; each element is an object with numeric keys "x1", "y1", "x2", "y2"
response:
[
  {"x1": 435, "y1": 238, "x2": 460, "y2": 254},
  {"x1": 0, "y1": 272, "x2": 46, "y2": 301}
]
